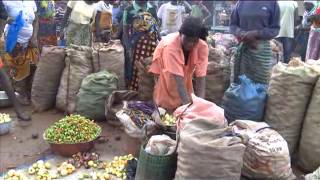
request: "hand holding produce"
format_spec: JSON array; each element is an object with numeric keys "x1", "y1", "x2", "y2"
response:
[
  {"x1": 0, "y1": 113, "x2": 11, "y2": 124},
  {"x1": 44, "y1": 115, "x2": 101, "y2": 144}
]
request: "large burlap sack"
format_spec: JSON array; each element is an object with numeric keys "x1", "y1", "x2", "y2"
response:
[
  {"x1": 205, "y1": 47, "x2": 229, "y2": 104},
  {"x1": 175, "y1": 119, "x2": 246, "y2": 180},
  {"x1": 137, "y1": 57, "x2": 154, "y2": 101},
  {"x1": 56, "y1": 45, "x2": 93, "y2": 113},
  {"x1": 76, "y1": 71, "x2": 118, "y2": 121},
  {"x1": 298, "y1": 63, "x2": 320, "y2": 172},
  {"x1": 92, "y1": 40, "x2": 125, "y2": 89},
  {"x1": 31, "y1": 46, "x2": 65, "y2": 111},
  {"x1": 264, "y1": 60, "x2": 319, "y2": 154},
  {"x1": 222, "y1": 75, "x2": 267, "y2": 123},
  {"x1": 231, "y1": 120, "x2": 296, "y2": 180}
]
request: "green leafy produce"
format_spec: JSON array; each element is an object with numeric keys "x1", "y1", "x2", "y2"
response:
[{"x1": 44, "y1": 115, "x2": 101, "y2": 144}]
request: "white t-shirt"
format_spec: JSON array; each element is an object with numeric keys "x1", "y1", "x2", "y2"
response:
[
  {"x1": 157, "y1": 2, "x2": 185, "y2": 34},
  {"x1": 277, "y1": 1, "x2": 298, "y2": 38},
  {"x1": 67, "y1": 0, "x2": 97, "y2": 25},
  {"x1": 3, "y1": 0, "x2": 37, "y2": 44},
  {"x1": 95, "y1": 1, "x2": 112, "y2": 14}
]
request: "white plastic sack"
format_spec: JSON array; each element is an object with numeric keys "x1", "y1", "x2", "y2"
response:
[
  {"x1": 145, "y1": 135, "x2": 176, "y2": 156},
  {"x1": 231, "y1": 120, "x2": 296, "y2": 180},
  {"x1": 116, "y1": 110, "x2": 156, "y2": 138}
]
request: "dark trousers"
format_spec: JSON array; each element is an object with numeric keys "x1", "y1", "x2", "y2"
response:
[{"x1": 276, "y1": 37, "x2": 294, "y2": 63}]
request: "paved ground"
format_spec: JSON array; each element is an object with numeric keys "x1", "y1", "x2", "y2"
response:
[{"x1": 0, "y1": 106, "x2": 136, "y2": 173}]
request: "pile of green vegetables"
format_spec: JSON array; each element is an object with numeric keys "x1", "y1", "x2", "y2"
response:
[{"x1": 44, "y1": 115, "x2": 101, "y2": 144}]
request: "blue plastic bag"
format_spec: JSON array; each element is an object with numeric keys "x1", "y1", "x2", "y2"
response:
[
  {"x1": 222, "y1": 75, "x2": 267, "y2": 123},
  {"x1": 5, "y1": 11, "x2": 24, "y2": 53}
]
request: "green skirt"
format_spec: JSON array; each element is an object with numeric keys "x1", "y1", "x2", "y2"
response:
[
  {"x1": 234, "y1": 41, "x2": 272, "y2": 84},
  {"x1": 66, "y1": 21, "x2": 92, "y2": 47}
]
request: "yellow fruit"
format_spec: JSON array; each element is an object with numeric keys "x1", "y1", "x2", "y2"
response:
[
  {"x1": 60, "y1": 169, "x2": 68, "y2": 176},
  {"x1": 44, "y1": 162, "x2": 51, "y2": 169},
  {"x1": 88, "y1": 160, "x2": 95, "y2": 167},
  {"x1": 28, "y1": 167, "x2": 36, "y2": 175},
  {"x1": 8, "y1": 170, "x2": 16, "y2": 177}
]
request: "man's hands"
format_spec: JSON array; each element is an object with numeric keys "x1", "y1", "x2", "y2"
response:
[{"x1": 240, "y1": 30, "x2": 259, "y2": 49}]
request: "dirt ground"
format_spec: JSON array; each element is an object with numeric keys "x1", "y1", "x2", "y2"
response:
[
  {"x1": 0, "y1": 106, "x2": 307, "y2": 178},
  {"x1": 0, "y1": 106, "x2": 137, "y2": 173}
]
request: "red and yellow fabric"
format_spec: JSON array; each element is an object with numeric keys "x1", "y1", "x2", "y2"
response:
[
  {"x1": 3, "y1": 45, "x2": 39, "y2": 81},
  {"x1": 149, "y1": 32, "x2": 209, "y2": 111}
]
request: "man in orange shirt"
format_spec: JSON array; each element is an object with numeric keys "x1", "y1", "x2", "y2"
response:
[{"x1": 149, "y1": 16, "x2": 208, "y2": 112}]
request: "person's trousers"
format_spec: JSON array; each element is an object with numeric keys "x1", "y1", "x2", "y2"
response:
[{"x1": 276, "y1": 37, "x2": 294, "y2": 63}]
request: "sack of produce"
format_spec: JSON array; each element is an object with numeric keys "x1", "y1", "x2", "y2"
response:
[
  {"x1": 76, "y1": 71, "x2": 118, "y2": 121},
  {"x1": 31, "y1": 46, "x2": 65, "y2": 111},
  {"x1": 299, "y1": 70, "x2": 320, "y2": 172},
  {"x1": 231, "y1": 120, "x2": 296, "y2": 180},
  {"x1": 137, "y1": 57, "x2": 154, "y2": 101},
  {"x1": 173, "y1": 94, "x2": 226, "y2": 130},
  {"x1": 116, "y1": 108, "x2": 157, "y2": 138},
  {"x1": 56, "y1": 45, "x2": 93, "y2": 113},
  {"x1": 175, "y1": 119, "x2": 246, "y2": 180},
  {"x1": 92, "y1": 40, "x2": 125, "y2": 89},
  {"x1": 105, "y1": 90, "x2": 138, "y2": 123},
  {"x1": 206, "y1": 47, "x2": 230, "y2": 104},
  {"x1": 264, "y1": 60, "x2": 319, "y2": 154},
  {"x1": 222, "y1": 75, "x2": 267, "y2": 122}
]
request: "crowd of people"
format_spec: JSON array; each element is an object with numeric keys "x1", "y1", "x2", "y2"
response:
[{"x1": 0, "y1": 0, "x2": 320, "y2": 123}]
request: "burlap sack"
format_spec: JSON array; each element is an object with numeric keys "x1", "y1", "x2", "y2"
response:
[
  {"x1": 264, "y1": 60, "x2": 319, "y2": 154},
  {"x1": 92, "y1": 40, "x2": 125, "y2": 89},
  {"x1": 205, "y1": 47, "x2": 229, "y2": 104},
  {"x1": 136, "y1": 57, "x2": 154, "y2": 101},
  {"x1": 299, "y1": 65, "x2": 320, "y2": 172},
  {"x1": 175, "y1": 119, "x2": 246, "y2": 180},
  {"x1": 31, "y1": 46, "x2": 65, "y2": 111},
  {"x1": 232, "y1": 120, "x2": 296, "y2": 180},
  {"x1": 56, "y1": 45, "x2": 93, "y2": 113}
]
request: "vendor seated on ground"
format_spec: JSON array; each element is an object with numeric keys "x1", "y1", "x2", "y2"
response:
[{"x1": 149, "y1": 16, "x2": 208, "y2": 112}]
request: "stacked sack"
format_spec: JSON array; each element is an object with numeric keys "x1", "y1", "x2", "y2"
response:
[
  {"x1": 232, "y1": 120, "x2": 296, "y2": 180},
  {"x1": 264, "y1": 59, "x2": 319, "y2": 154},
  {"x1": 92, "y1": 40, "x2": 125, "y2": 89},
  {"x1": 298, "y1": 60, "x2": 320, "y2": 172},
  {"x1": 205, "y1": 47, "x2": 229, "y2": 104},
  {"x1": 56, "y1": 45, "x2": 93, "y2": 113},
  {"x1": 31, "y1": 46, "x2": 65, "y2": 111}
]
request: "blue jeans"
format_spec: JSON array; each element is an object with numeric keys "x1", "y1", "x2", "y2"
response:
[{"x1": 276, "y1": 37, "x2": 294, "y2": 63}]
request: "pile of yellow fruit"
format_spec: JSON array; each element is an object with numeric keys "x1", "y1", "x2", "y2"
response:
[
  {"x1": 28, "y1": 160, "x2": 59, "y2": 180},
  {"x1": 3, "y1": 170, "x2": 27, "y2": 180},
  {"x1": 57, "y1": 162, "x2": 76, "y2": 177},
  {"x1": 104, "y1": 154, "x2": 135, "y2": 180}
]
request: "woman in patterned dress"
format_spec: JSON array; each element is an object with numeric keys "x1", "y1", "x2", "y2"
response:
[{"x1": 122, "y1": 0, "x2": 159, "y2": 90}]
